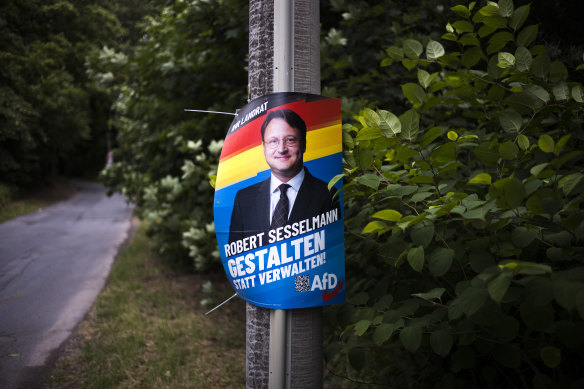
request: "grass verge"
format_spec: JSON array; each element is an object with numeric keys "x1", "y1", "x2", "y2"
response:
[
  {"x1": 46, "y1": 222, "x2": 246, "y2": 388},
  {"x1": 0, "y1": 179, "x2": 77, "y2": 223}
]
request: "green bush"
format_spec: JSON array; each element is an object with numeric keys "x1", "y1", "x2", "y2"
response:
[
  {"x1": 97, "y1": 0, "x2": 248, "y2": 270},
  {"x1": 327, "y1": 1, "x2": 584, "y2": 387}
]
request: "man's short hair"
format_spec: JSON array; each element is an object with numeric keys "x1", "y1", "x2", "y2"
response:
[{"x1": 260, "y1": 109, "x2": 307, "y2": 145}]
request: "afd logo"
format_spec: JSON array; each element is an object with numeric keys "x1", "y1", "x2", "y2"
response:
[{"x1": 311, "y1": 273, "x2": 343, "y2": 301}]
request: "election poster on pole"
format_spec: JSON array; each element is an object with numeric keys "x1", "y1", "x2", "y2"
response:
[{"x1": 213, "y1": 92, "x2": 345, "y2": 309}]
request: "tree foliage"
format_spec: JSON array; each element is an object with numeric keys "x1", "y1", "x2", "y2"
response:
[
  {"x1": 327, "y1": 1, "x2": 584, "y2": 386},
  {"x1": 98, "y1": 0, "x2": 249, "y2": 269},
  {"x1": 0, "y1": 0, "x2": 132, "y2": 186}
]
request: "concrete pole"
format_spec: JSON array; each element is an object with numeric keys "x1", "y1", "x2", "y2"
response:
[{"x1": 247, "y1": 1, "x2": 322, "y2": 388}]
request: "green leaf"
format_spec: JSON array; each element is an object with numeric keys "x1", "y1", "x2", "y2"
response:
[
  {"x1": 498, "y1": 0, "x2": 514, "y2": 17},
  {"x1": 488, "y1": 272, "x2": 512, "y2": 303},
  {"x1": 509, "y1": 4, "x2": 530, "y2": 30},
  {"x1": 427, "y1": 248, "x2": 454, "y2": 277},
  {"x1": 378, "y1": 110, "x2": 401, "y2": 136},
  {"x1": 431, "y1": 142, "x2": 456, "y2": 164},
  {"x1": 469, "y1": 173, "x2": 492, "y2": 185},
  {"x1": 512, "y1": 227, "x2": 537, "y2": 248},
  {"x1": 558, "y1": 173, "x2": 584, "y2": 196},
  {"x1": 483, "y1": 15, "x2": 507, "y2": 29},
  {"x1": 441, "y1": 32, "x2": 458, "y2": 42},
  {"x1": 452, "y1": 20, "x2": 474, "y2": 33},
  {"x1": 354, "y1": 319, "x2": 371, "y2": 336},
  {"x1": 399, "y1": 109, "x2": 420, "y2": 141},
  {"x1": 411, "y1": 224, "x2": 435, "y2": 248},
  {"x1": 407, "y1": 246, "x2": 425, "y2": 272},
  {"x1": 373, "y1": 323, "x2": 394, "y2": 345},
  {"x1": 540, "y1": 346, "x2": 562, "y2": 368},
  {"x1": 402, "y1": 83, "x2": 427, "y2": 104},
  {"x1": 403, "y1": 39, "x2": 423, "y2": 59},
  {"x1": 328, "y1": 173, "x2": 344, "y2": 191},
  {"x1": 451, "y1": 4, "x2": 471, "y2": 18},
  {"x1": 499, "y1": 260, "x2": 552, "y2": 275},
  {"x1": 572, "y1": 85, "x2": 584, "y2": 102},
  {"x1": 515, "y1": 46, "x2": 532, "y2": 72},
  {"x1": 413, "y1": 287, "x2": 445, "y2": 301},
  {"x1": 499, "y1": 109, "x2": 523, "y2": 133},
  {"x1": 385, "y1": 46, "x2": 404, "y2": 59},
  {"x1": 552, "y1": 82, "x2": 570, "y2": 101},
  {"x1": 385, "y1": 184, "x2": 418, "y2": 197},
  {"x1": 430, "y1": 330, "x2": 453, "y2": 356},
  {"x1": 373, "y1": 209, "x2": 403, "y2": 221},
  {"x1": 550, "y1": 60, "x2": 568, "y2": 81},
  {"x1": 462, "y1": 46, "x2": 484, "y2": 67},
  {"x1": 459, "y1": 33, "x2": 480, "y2": 46},
  {"x1": 420, "y1": 127, "x2": 443, "y2": 147},
  {"x1": 524, "y1": 84, "x2": 550, "y2": 104},
  {"x1": 356, "y1": 126, "x2": 382, "y2": 141},
  {"x1": 401, "y1": 58, "x2": 418, "y2": 71},
  {"x1": 449, "y1": 286, "x2": 489, "y2": 319},
  {"x1": 426, "y1": 40, "x2": 445, "y2": 60},
  {"x1": 487, "y1": 31, "x2": 513, "y2": 54},
  {"x1": 517, "y1": 25, "x2": 538, "y2": 47},
  {"x1": 478, "y1": 24, "x2": 497, "y2": 37},
  {"x1": 530, "y1": 162, "x2": 549, "y2": 177},
  {"x1": 538, "y1": 134, "x2": 555, "y2": 153},
  {"x1": 399, "y1": 325, "x2": 422, "y2": 352},
  {"x1": 361, "y1": 220, "x2": 387, "y2": 234},
  {"x1": 532, "y1": 52, "x2": 551, "y2": 79},
  {"x1": 499, "y1": 141, "x2": 519, "y2": 160},
  {"x1": 517, "y1": 134, "x2": 530, "y2": 150},
  {"x1": 504, "y1": 176, "x2": 525, "y2": 208},
  {"x1": 498, "y1": 51, "x2": 515, "y2": 67},
  {"x1": 479, "y1": 3, "x2": 500, "y2": 16},
  {"x1": 417, "y1": 68, "x2": 432, "y2": 89},
  {"x1": 363, "y1": 108, "x2": 380, "y2": 127}
]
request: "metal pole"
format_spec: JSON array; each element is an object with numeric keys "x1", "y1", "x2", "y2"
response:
[
  {"x1": 270, "y1": 2, "x2": 294, "y2": 388},
  {"x1": 273, "y1": 0, "x2": 294, "y2": 92},
  {"x1": 247, "y1": 1, "x2": 322, "y2": 388}
]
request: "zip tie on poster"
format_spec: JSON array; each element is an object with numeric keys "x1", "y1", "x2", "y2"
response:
[
  {"x1": 184, "y1": 109, "x2": 237, "y2": 116},
  {"x1": 205, "y1": 293, "x2": 238, "y2": 316}
]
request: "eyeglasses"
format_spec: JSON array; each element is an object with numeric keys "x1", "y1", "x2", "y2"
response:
[{"x1": 264, "y1": 137, "x2": 299, "y2": 149}]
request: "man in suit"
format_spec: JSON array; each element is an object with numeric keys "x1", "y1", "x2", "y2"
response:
[{"x1": 228, "y1": 108, "x2": 338, "y2": 246}]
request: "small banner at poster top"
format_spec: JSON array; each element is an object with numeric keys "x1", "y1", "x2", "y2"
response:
[{"x1": 213, "y1": 92, "x2": 345, "y2": 309}]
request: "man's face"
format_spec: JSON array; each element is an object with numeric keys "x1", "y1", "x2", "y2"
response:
[{"x1": 262, "y1": 118, "x2": 305, "y2": 182}]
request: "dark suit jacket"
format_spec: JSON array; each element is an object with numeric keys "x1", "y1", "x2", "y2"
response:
[{"x1": 228, "y1": 168, "x2": 339, "y2": 245}]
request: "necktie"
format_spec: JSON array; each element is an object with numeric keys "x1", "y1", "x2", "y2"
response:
[{"x1": 271, "y1": 184, "x2": 290, "y2": 229}]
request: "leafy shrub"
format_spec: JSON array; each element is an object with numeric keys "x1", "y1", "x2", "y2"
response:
[
  {"x1": 97, "y1": 0, "x2": 248, "y2": 269},
  {"x1": 327, "y1": 1, "x2": 584, "y2": 387}
]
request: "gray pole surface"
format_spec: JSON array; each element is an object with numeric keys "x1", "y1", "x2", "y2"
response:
[
  {"x1": 247, "y1": 1, "x2": 322, "y2": 388},
  {"x1": 247, "y1": 3, "x2": 274, "y2": 387}
]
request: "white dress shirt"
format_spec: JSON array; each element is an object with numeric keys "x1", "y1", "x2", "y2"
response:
[{"x1": 269, "y1": 168, "x2": 305, "y2": 223}]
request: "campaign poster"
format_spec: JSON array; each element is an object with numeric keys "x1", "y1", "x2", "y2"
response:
[{"x1": 213, "y1": 92, "x2": 345, "y2": 309}]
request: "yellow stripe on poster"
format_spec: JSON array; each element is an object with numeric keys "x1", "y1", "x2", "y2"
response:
[
  {"x1": 215, "y1": 124, "x2": 342, "y2": 190},
  {"x1": 304, "y1": 123, "x2": 342, "y2": 162}
]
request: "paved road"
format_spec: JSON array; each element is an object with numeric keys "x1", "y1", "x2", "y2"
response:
[{"x1": 0, "y1": 181, "x2": 133, "y2": 388}]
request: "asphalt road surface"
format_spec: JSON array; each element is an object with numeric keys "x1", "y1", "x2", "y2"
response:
[{"x1": 0, "y1": 181, "x2": 134, "y2": 388}]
